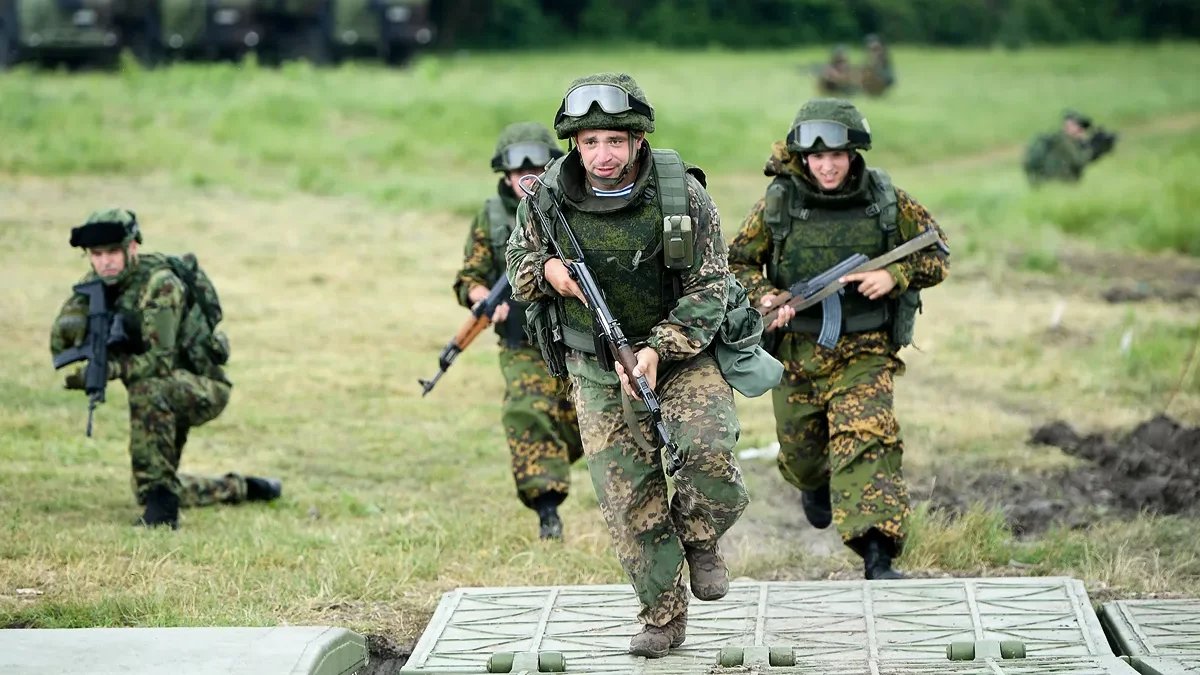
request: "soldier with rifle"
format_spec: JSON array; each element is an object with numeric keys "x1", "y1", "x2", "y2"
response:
[
  {"x1": 729, "y1": 98, "x2": 950, "y2": 580},
  {"x1": 438, "y1": 122, "x2": 583, "y2": 541},
  {"x1": 1023, "y1": 109, "x2": 1118, "y2": 186},
  {"x1": 506, "y1": 73, "x2": 749, "y2": 659},
  {"x1": 50, "y1": 209, "x2": 282, "y2": 530}
]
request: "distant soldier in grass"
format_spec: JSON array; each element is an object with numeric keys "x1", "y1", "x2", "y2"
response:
[
  {"x1": 1023, "y1": 110, "x2": 1118, "y2": 186},
  {"x1": 51, "y1": 209, "x2": 282, "y2": 530},
  {"x1": 817, "y1": 45, "x2": 859, "y2": 96},
  {"x1": 729, "y1": 99, "x2": 950, "y2": 580},
  {"x1": 861, "y1": 34, "x2": 895, "y2": 97},
  {"x1": 507, "y1": 73, "x2": 750, "y2": 658},
  {"x1": 453, "y1": 122, "x2": 584, "y2": 541}
]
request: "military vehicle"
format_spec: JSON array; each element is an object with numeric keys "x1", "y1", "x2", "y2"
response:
[
  {"x1": 0, "y1": 0, "x2": 262, "y2": 69},
  {"x1": 250, "y1": 0, "x2": 433, "y2": 65}
]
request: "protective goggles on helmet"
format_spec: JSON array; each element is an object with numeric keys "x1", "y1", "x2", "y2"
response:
[
  {"x1": 786, "y1": 120, "x2": 871, "y2": 151},
  {"x1": 492, "y1": 142, "x2": 556, "y2": 171},
  {"x1": 554, "y1": 84, "x2": 654, "y2": 126}
]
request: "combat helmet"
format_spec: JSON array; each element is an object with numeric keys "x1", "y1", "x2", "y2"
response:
[
  {"x1": 786, "y1": 98, "x2": 872, "y2": 153},
  {"x1": 491, "y1": 122, "x2": 563, "y2": 172},
  {"x1": 553, "y1": 72, "x2": 655, "y2": 140},
  {"x1": 69, "y1": 208, "x2": 142, "y2": 249}
]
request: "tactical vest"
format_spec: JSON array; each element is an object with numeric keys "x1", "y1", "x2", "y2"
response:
[
  {"x1": 482, "y1": 195, "x2": 529, "y2": 348},
  {"x1": 764, "y1": 167, "x2": 912, "y2": 338},
  {"x1": 536, "y1": 148, "x2": 694, "y2": 355}
]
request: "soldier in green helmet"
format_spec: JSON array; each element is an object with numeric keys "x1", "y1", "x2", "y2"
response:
[
  {"x1": 50, "y1": 209, "x2": 282, "y2": 530},
  {"x1": 729, "y1": 99, "x2": 950, "y2": 580},
  {"x1": 453, "y1": 121, "x2": 585, "y2": 541},
  {"x1": 506, "y1": 72, "x2": 750, "y2": 659},
  {"x1": 1023, "y1": 110, "x2": 1118, "y2": 186}
]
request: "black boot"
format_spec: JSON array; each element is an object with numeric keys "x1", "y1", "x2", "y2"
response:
[
  {"x1": 851, "y1": 529, "x2": 905, "y2": 580},
  {"x1": 801, "y1": 483, "x2": 832, "y2": 529},
  {"x1": 532, "y1": 494, "x2": 563, "y2": 541},
  {"x1": 135, "y1": 486, "x2": 179, "y2": 530},
  {"x1": 245, "y1": 476, "x2": 283, "y2": 502}
]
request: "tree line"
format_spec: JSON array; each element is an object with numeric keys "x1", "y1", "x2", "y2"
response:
[{"x1": 429, "y1": 0, "x2": 1199, "y2": 50}]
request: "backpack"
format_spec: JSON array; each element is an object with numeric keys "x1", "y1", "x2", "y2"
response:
[
  {"x1": 1023, "y1": 133, "x2": 1054, "y2": 175},
  {"x1": 165, "y1": 253, "x2": 230, "y2": 374}
]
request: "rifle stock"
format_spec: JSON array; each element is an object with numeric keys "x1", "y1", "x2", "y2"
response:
[{"x1": 419, "y1": 277, "x2": 511, "y2": 396}]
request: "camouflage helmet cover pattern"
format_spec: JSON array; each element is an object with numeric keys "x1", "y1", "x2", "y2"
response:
[
  {"x1": 788, "y1": 98, "x2": 873, "y2": 152},
  {"x1": 70, "y1": 208, "x2": 143, "y2": 248},
  {"x1": 491, "y1": 121, "x2": 564, "y2": 172},
  {"x1": 553, "y1": 72, "x2": 655, "y2": 140}
]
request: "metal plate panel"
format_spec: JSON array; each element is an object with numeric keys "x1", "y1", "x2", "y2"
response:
[
  {"x1": 0, "y1": 625, "x2": 366, "y2": 675},
  {"x1": 1128, "y1": 657, "x2": 1200, "y2": 675},
  {"x1": 1101, "y1": 600, "x2": 1200, "y2": 658},
  {"x1": 403, "y1": 578, "x2": 1113, "y2": 673}
]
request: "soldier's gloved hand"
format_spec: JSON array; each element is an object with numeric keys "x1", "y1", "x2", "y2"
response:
[{"x1": 64, "y1": 367, "x2": 86, "y2": 390}]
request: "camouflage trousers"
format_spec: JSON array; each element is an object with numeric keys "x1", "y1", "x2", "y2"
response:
[
  {"x1": 126, "y1": 370, "x2": 247, "y2": 507},
  {"x1": 566, "y1": 350, "x2": 748, "y2": 627},
  {"x1": 771, "y1": 331, "x2": 911, "y2": 549},
  {"x1": 498, "y1": 345, "x2": 583, "y2": 508}
]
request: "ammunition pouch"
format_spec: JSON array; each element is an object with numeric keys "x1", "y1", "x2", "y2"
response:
[{"x1": 524, "y1": 300, "x2": 568, "y2": 378}]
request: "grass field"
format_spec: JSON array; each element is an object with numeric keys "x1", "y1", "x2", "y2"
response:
[{"x1": 1, "y1": 44, "x2": 1199, "y2": 647}]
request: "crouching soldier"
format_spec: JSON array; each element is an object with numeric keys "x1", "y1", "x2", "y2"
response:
[{"x1": 51, "y1": 209, "x2": 282, "y2": 530}]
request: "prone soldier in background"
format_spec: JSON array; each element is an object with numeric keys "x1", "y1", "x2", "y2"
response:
[
  {"x1": 453, "y1": 122, "x2": 584, "y2": 541},
  {"x1": 51, "y1": 209, "x2": 282, "y2": 530},
  {"x1": 1023, "y1": 110, "x2": 1118, "y2": 185}
]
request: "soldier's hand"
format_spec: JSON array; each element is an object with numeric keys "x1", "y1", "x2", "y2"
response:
[
  {"x1": 760, "y1": 293, "x2": 795, "y2": 332},
  {"x1": 616, "y1": 347, "x2": 659, "y2": 400},
  {"x1": 544, "y1": 258, "x2": 587, "y2": 305},
  {"x1": 840, "y1": 269, "x2": 896, "y2": 300},
  {"x1": 491, "y1": 301, "x2": 510, "y2": 323},
  {"x1": 64, "y1": 367, "x2": 86, "y2": 390}
]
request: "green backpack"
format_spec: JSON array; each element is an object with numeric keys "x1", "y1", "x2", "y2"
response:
[{"x1": 165, "y1": 254, "x2": 230, "y2": 374}]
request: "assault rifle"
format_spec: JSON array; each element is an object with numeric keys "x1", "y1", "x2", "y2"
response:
[
  {"x1": 1089, "y1": 128, "x2": 1118, "y2": 161},
  {"x1": 52, "y1": 279, "x2": 128, "y2": 437},
  {"x1": 520, "y1": 176, "x2": 684, "y2": 477},
  {"x1": 419, "y1": 277, "x2": 512, "y2": 396},
  {"x1": 761, "y1": 228, "x2": 945, "y2": 349}
]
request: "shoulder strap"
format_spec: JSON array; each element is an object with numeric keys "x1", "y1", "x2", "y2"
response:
[
  {"x1": 650, "y1": 148, "x2": 688, "y2": 217},
  {"x1": 867, "y1": 167, "x2": 900, "y2": 245},
  {"x1": 484, "y1": 197, "x2": 511, "y2": 247},
  {"x1": 764, "y1": 176, "x2": 794, "y2": 282}
]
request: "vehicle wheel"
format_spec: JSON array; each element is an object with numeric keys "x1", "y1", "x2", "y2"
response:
[{"x1": 381, "y1": 39, "x2": 411, "y2": 67}]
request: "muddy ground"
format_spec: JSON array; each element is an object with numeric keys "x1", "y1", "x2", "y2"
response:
[{"x1": 924, "y1": 415, "x2": 1200, "y2": 535}]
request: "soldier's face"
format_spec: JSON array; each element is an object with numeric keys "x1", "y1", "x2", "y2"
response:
[
  {"x1": 575, "y1": 130, "x2": 642, "y2": 183},
  {"x1": 506, "y1": 167, "x2": 544, "y2": 196},
  {"x1": 805, "y1": 151, "x2": 852, "y2": 190},
  {"x1": 88, "y1": 241, "x2": 135, "y2": 279},
  {"x1": 1064, "y1": 119, "x2": 1087, "y2": 139}
]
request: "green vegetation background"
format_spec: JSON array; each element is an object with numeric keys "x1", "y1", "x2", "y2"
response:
[{"x1": 1, "y1": 44, "x2": 1198, "y2": 641}]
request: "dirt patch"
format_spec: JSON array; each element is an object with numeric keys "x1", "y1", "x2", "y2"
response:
[
  {"x1": 360, "y1": 632, "x2": 411, "y2": 674},
  {"x1": 924, "y1": 415, "x2": 1200, "y2": 535}
]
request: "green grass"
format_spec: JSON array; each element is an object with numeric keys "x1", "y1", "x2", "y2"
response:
[{"x1": 2, "y1": 44, "x2": 1200, "y2": 642}]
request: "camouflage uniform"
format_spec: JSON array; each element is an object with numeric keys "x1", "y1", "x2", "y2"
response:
[
  {"x1": 1023, "y1": 111, "x2": 1116, "y2": 185},
  {"x1": 51, "y1": 210, "x2": 276, "y2": 526},
  {"x1": 729, "y1": 101, "x2": 948, "y2": 575},
  {"x1": 453, "y1": 129, "x2": 583, "y2": 517},
  {"x1": 506, "y1": 74, "x2": 748, "y2": 637}
]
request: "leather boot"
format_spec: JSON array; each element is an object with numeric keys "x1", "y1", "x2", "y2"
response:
[
  {"x1": 629, "y1": 610, "x2": 687, "y2": 659},
  {"x1": 135, "y1": 485, "x2": 179, "y2": 530},
  {"x1": 532, "y1": 494, "x2": 563, "y2": 540},
  {"x1": 851, "y1": 529, "x2": 905, "y2": 580},
  {"x1": 245, "y1": 476, "x2": 283, "y2": 502},
  {"x1": 684, "y1": 543, "x2": 728, "y2": 601},
  {"x1": 801, "y1": 483, "x2": 832, "y2": 529}
]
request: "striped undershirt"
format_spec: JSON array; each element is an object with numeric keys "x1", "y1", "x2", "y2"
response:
[{"x1": 591, "y1": 184, "x2": 635, "y2": 198}]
